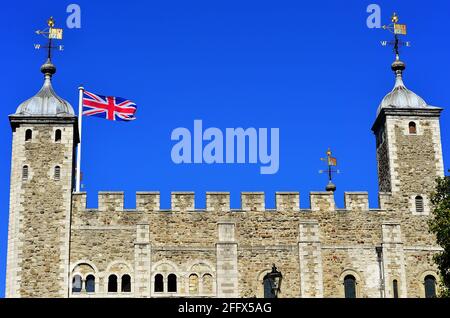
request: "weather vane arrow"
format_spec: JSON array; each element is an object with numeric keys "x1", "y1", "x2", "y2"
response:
[
  {"x1": 34, "y1": 17, "x2": 64, "y2": 60},
  {"x1": 381, "y1": 12, "x2": 410, "y2": 59}
]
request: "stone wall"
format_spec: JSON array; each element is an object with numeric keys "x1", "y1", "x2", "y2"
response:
[
  {"x1": 388, "y1": 117, "x2": 444, "y2": 196},
  {"x1": 6, "y1": 121, "x2": 76, "y2": 297},
  {"x1": 68, "y1": 191, "x2": 442, "y2": 298}
]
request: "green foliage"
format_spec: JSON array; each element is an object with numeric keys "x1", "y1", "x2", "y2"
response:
[{"x1": 428, "y1": 176, "x2": 450, "y2": 297}]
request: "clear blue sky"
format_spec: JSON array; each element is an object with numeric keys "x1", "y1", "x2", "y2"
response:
[{"x1": 0, "y1": 1, "x2": 449, "y2": 297}]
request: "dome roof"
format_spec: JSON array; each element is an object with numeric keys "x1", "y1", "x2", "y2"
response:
[
  {"x1": 14, "y1": 59, "x2": 75, "y2": 117},
  {"x1": 377, "y1": 59, "x2": 428, "y2": 116}
]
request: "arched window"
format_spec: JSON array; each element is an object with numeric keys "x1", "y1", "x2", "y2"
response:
[
  {"x1": 263, "y1": 276, "x2": 276, "y2": 298},
  {"x1": 189, "y1": 274, "x2": 199, "y2": 295},
  {"x1": 54, "y1": 166, "x2": 61, "y2": 181},
  {"x1": 393, "y1": 279, "x2": 399, "y2": 298},
  {"x1": 72, "y1": 275, "x2": 82, "y2": 293},
  {"x1": 424, "y1": 275, "x2": 437, "y2": 298},
  {"x1": 167, "y1": 274, "x2": 177, "y2": 293},
  {"x1": 55, "y1": 129, "x2": 62, "y2": 142},
  {"x1": 22, "y1": 165, "x2": 29, "y2": 181},
  {"x1": 108, "y1": 274, "x2": 118, "y2": 292},
  {"x1": 86, "y1": 275, "x2": 95, "y2": 293},
  {"x1": 25, "y1": 129, "x2": 32, "y2": 142},
  {"x1": 202, "y1": 274, "x2": 213, "y2": 294},
  {"x1": 154, "y1": 274, "x2": 164, "y2": 292},
  {"x1": 121, "y1": 274, "x2": 131, "y2": 292},
  {"x1": 344, "y1": 275, "x2": 357, "y2": 298},
  {"x1": 409, "y1": 122, "x2": 417, "y2": 134},
  {"x1": 415, "y1": 196, "x2": 424, "y2": 213}
]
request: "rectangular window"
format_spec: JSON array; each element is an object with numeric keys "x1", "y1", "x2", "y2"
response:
[{"x1": 393, "y1": 280, "x2": 399, "y2": 298}]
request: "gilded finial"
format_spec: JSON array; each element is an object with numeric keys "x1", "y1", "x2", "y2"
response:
[
  {"x1": 47, "y1": 16, "x2": 55, "y2": 28},
  {"x1": 391, "y1": 12, "x2": 399, "y2": 23}
]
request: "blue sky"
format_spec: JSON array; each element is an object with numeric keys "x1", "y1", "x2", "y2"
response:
[{"x1": 0, "y1": 1, "x2": 449, "y2": 297}]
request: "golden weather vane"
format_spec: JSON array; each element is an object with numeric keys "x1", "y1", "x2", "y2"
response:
[
  {"x1": 319, "y1": 148, "x2": 339, "y2": 192},
  {"x1": 381, "y1": 12, "x2": 410, "y2": 59},
  {"x1": 34, "y1": 16, "x2": 64, "y2": 60}
]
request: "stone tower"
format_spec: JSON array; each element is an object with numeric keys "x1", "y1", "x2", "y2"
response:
[
  {"x1": 6, "y1": 59, "x2": 79, "y2": 297},
  {"x1": 372, "y1": 57, "x2": 445, "y2": 214}
]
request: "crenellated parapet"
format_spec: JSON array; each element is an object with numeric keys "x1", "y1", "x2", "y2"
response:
[
  {"x1": 72, "y1": 190, "x2": 396, "y2": 216},
  {"x1": 98, "y1": 192, "x2": 124, "y2": 212},
  {"x1": 276, "y1": 192, "x2": 300, "y2": 211},
  {"x1": 70, "y1": 190, "x2": 398, "y2": 237},
  {"x1": 310, "y1": 192, "x2": 335, "y2": 212},
  {"x1": 206, "y1": 192, "x2": 230, "y2": 212},
  {"x1": 136, "y1": 192, "x2": 160, "y2": 211},
  {"x1": 241, "y1": 192, "x2": 265, "y2": 211},
  {"x1": 170, "y1": 192, "x2": 195, "y2": 211},
  {"x1": 344, "y1": 192, "x2": 369, "y2": 211}
]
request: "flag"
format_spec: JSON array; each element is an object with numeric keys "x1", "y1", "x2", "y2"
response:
[
  {"x1": 82, "y1": 90, "x2": 137, "y2": 121},
  {"x1": 394, "y1": 23, "x2": 407, "y2": 35},
  {"x1": 328, "y1": 157, "x2": 337, "y2": 166}
]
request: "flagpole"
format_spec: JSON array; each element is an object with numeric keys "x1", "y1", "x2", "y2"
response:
[{"x1": 76, "y1": 85, "x2": 84, "y2": 192}]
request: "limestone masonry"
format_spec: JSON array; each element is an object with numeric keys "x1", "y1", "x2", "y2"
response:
[{"x1": 4, "y1": 56, "x2": 446, "y2": 298}]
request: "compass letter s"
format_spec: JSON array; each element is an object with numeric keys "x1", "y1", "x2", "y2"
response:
[
  {"x1": 366, "y1": 4, "x2": 381, "y2": 29},
  {"x1": 66, "y1": 4, "x2": 81, "y2": 29}
]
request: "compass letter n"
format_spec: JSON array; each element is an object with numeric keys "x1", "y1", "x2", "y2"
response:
[
  {"x1": 66, "y1": 4, "x2": 81, "y2": 29},
  {"x1": 366, "y1": 4, "x2": 381, "y2": 29}
]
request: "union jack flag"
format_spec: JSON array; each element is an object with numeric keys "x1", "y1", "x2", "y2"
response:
[{"x1": 82, "y1": 90, "x2": 137, "y2": 121}]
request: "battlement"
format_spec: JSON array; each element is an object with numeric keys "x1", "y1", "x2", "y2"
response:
[
  {"x1": 72, "y1": 191, "x2": 389, "y2": 214},
  {"x1": 343, "y1": 192, "x2": 369, "y2": 211}
]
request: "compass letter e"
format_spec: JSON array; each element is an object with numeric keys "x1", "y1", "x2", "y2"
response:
[{"x1": 66, "y1": 4, "x2": 81, "y2": 29}]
